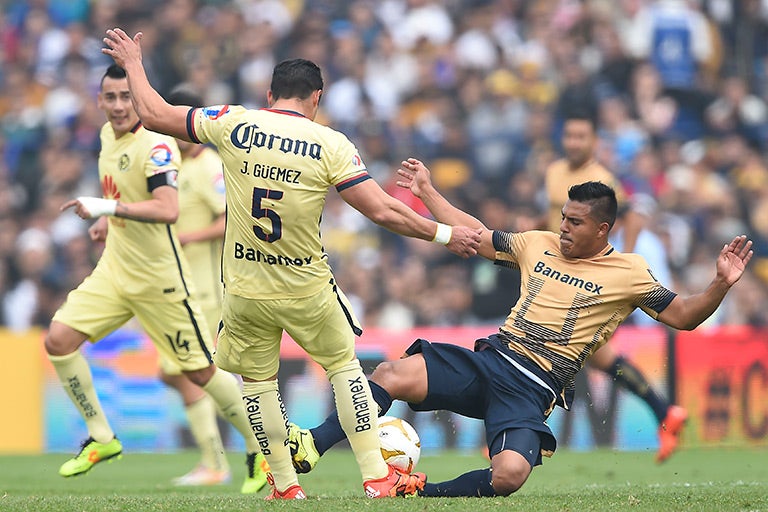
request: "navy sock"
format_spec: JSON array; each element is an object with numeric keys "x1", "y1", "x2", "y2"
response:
[
  {"x1": 421, "y1": 468, "x2": 496, "y2": 497},
  {"x1": 609, "y1": 356, "x2": 669, "y2": 423},
  {"x1": 310, "y1": 380, "x2": 393, "y2": 455}
]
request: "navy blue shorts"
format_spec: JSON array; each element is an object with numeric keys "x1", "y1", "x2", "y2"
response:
[{"x1": 405, "y1": 338, "x2": 557, "y2": 466}]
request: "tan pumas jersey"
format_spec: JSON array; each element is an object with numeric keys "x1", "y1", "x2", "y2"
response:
[
  {"x1": 98, "y1": 122, "x2": 189, "y2": 301},
  {"x1": 488, "y1": 230, "x2": 676, "y2": 408},
  {"x1": 544, "y1": 159, "x2": 625, "y2": 233},
  {"x1": 187, "y1": 105, "x2": 369, "y2": 299},
  {"x1": 177, "y1": 146, "x2": 226, "y2": 308}
]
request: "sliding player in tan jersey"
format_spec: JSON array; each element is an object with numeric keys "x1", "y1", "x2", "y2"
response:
[
  {"x1": 104, "y1": 30, "x2": 481, "y2": 500},
  {"x1": 286, "y1": 162, "x2": 752, "y2": 498},
  {"x1": 544, "y1": 111, "x2": 687, "y2": 463},
  {"x1": 45, "y1": 65, "x2": 264, "y2": 482},
  {"x1": 156, "y1": 88, "x2": 268, "y2": 493}
]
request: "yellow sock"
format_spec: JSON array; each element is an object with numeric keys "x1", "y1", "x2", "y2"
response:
[
  {"x1": 241, "y1": 380, "x2": 298, "y2": 492},
  {"x1": 328, "y1": 360, "x2": 387, "y2": 481},
  {"x1": 48, "y1": 350, "x2": 114, "y2": 444},
  {"x1": 201, "y1": 368, "x2": 260, "y2": 454},
  {"x1": 185, "y1": 395, "x2": 228, "y2": 472}
]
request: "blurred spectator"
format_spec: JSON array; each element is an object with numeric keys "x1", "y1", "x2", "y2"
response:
[
  {"x1": 3, "y1": 227, "x2": 54, "y2": 331},
  {"x1": 705, "y1": 74, "x2": 768, "y2": 148},
  {"x1": 387, "y1": 0, "x2": 454, "y2": 51},
  {"x1": 710, "y1": 0, "x2": 768, "y2": 94},
  {"x1": 627, "y1": 62, "x2": 678, "y2": 142},
  {"x1": 626, "y1": 0, "x2": 714, "y2": 140}
]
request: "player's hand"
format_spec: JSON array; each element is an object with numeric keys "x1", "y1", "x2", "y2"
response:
[
  {"x1": 102, "y1": 28, "x2": 143, "y2": 67},
  {"x1": 61, "y1": 197, "x2": 117, "y2": 219},
  {"x1": 88, "y1": 216, "x2": 109, "y2": 242},
  {"x1": 717, "y1": 235, "x2": 753, "y2": 286},
  {"x1": 445, "y1": 225, "x2": 482, "y2": 258},
  {"x1": 396, "y1": 158, "x2": 434, "y2": 198},
  {"x1": 61, "y1": 198, "x2": 93, "y2": 219}
]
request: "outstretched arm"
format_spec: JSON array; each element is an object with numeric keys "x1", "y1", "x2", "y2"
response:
[
  {"x1": 102, "y1": 28, "x2": 192, "y2": 141},
  {"x1": 339, "y1": 179, "x2": 481, "y2": 259},
  {"x1": 656, "y1": 235, "x2": 753, "y2": 330},
  {"x1": 396, "y1": 158, "x2": 496, "y2": 260}
]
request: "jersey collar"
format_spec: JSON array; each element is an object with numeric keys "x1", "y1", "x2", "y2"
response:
[
  {"x1": 596, "y1": 243, "x2": 614, "y2": 257},
  {"x1": 262, "y1": 108, "x2": 307, "y2": 118}
]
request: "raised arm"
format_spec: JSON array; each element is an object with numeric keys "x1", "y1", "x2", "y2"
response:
[
  {"x1": 656, "y1": 235, "x2": 753, "y2": 330},
  {"x1": 396, "y1": 158, "x2": 496, "y2": 260},
  {"x1": 102, "y1": 28, "x2": 192, "y2": 142}
]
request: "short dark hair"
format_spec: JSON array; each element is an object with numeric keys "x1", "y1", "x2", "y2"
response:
[
  {"x1": 101, "y1": 64, "x2": 126, "y2": 88},
  {"x1": 270, "y1": 58, "x2": 323, "y2": 101},
  {"x1": 568, "y1": 181, "x2": 617, "y2": 229},
  {"x1": 563, "y1": 108, "x2": 597, "y2": 131},
  {"x1": 167, "y1": 85, "x2": 204, "y2": 108}
]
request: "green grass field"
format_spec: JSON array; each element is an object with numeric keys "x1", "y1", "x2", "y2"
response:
[{"x1": 1, "y1": 447, "x2": 766, "y2": 511}]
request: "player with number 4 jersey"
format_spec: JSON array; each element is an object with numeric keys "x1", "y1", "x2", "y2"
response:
[{"x1": 45, "y1": 65, "x2": 267, "y2": 485}]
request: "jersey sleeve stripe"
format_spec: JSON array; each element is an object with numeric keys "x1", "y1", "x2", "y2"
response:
[
  {"x1": 493, "y1": 230, "x2": 513, "y2": 252},
  {"x1": 187, "y1": 107, "x2": 201, "y2": 144},
  {"x1": 335, "y1": 172, "x2": 370, "y2": 192},
  {"x1": 641, "y1": 286, "x2": 677, "y2": 314}
]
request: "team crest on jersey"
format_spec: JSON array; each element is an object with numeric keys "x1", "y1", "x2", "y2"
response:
[
  {"x1": 202, "y1": 105, "x2": 230, "y2": 120},
  {"x1": 101, "y1": 175, "x2": 121, "y2": 200},
  {"x1": 118, "y1": 154, "x2": 130, "y2": 172},
  {"x1": 150, "y1": 143, "x2": 173, "y2": 166}
]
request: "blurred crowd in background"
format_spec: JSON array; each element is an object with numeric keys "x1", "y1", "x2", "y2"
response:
[{"x1": 3, "y1": 0, "x2": 768, "y2": 333}]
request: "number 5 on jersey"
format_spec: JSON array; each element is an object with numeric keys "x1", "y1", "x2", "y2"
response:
[{"x1": 252, "y1": 187, "x2": 283, "y2": 242}]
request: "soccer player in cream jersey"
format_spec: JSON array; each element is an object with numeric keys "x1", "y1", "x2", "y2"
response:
[
  {"x1": 155, "y1": 87, "x2": 269, "y2": 493},
  {"x1": 103, "y1": 30, "x2": 481, "y2": 500},
  {"x1": 45, "y1": 65, "x2": 268, "y2": 486},
  {"x1": 282, "y1": 160, "x2": 752, "y2": 498}
]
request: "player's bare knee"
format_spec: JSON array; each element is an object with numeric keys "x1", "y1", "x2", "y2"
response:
[
  {"x1": 44, "y1": 322, "x2": 83, "y2": 356},
  {"x1": 183, "y1": 366, "x2": 214, "y2": 387},
  {"x1": 371, "y1": 357, "x2": 427, "y2": 402},
  {"x1": 43, "y1": 332, "x2": 60, "y2": 355},
  {"x1": 370, "y1": 361, "x2": 401, "y2": 392},
  {"x1": 160, "y1": 371, "x2": 180, "y2": 388},
  {"x1": 491, "y1": 465, "x2": 530, "y2": 496}
]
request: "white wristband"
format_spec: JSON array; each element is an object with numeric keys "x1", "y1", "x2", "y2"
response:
[
  {"x1": 77, "y1": 197, "x2": 117, "y2": 218},
  {"x1": 432, "y1": 222, "x2": 452, "y2": 245}
]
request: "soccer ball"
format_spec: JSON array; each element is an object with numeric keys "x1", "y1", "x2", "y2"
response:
[{"x1": 378, "y1": 416, "x2": 421, "y2": 473}]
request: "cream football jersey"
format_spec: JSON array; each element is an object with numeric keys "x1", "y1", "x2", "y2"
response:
[
  {"x1": 187, "y1": 105, "x2": 369, "y2": 299},
  {"x1": 177, "y1": 146, "x2": 226, "y2": 308},
  {"x1": 98, "y1": 121, "x2": 189, "y2": 301}
]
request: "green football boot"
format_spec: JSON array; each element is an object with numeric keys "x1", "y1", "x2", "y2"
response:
[
  {"x1": 59, "y1": 436, "x2": 123, "y2": 477},
  {"x1": 287, "y1": 423, "x2": 320, "y2": 474},
  {"x1": 240, "y1": 451, "x2": 270, "y2": 494}
]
